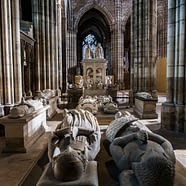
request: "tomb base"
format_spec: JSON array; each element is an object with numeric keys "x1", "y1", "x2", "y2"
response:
[
  {"x1": 134, "y1": 98, "x2": 158, "y2": 119},
  {"x1": 36, "y1": 161, "x2": 98, "y2": 186},
  {"x1": 0, "y1": 106, "x2": 49, "y2": 153}
]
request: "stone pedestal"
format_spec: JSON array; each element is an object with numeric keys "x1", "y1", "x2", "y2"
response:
[
  {"x1": 0, "y1": 105, "x2": 4, "y2": 117},
  {"x1": 67, "y1": 88, "x2": 83, "y2": 108},
  {"x1": 36, "y1": 161, "x2": 98, "y2": 186},
  {"x1": 0, "y1": 106, "x2": 49, "y2": 153},
  {"x1": 134, "y1": 98, "x2": 158, "y2": 119},
  {"x1": 46, "y1": 97, "x2": 57, "y2": 119},
  {"x1": 84, "y1": 89, "x2": 106, "y2": 96}
]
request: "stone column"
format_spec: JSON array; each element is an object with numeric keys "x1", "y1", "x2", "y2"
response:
[
  {"x1": 0, "y1": 3, "x2": 3, "y2": 105},
  {"x1": 49, "y1": 0, "x2": 55, "y2": 90},
  {"x1": 11, "y1": 0, "x2": 22, "y2": 103},
  {"x1": 161, "y1": 0, "x2": 176, "y2": 130},
  {"x1": 111, "y1": 0, "x2": 124, "y2": 88},
  {"x1": 40, "y1": 0, "x2": 47, "y2": 90},
  {"x1": 61, "y1": 10, "x2": 67, "y2": 92},
  {"x1": 54, "y1": 1, "x2": 59, "y2": 90},
  {"x1": 66, "y1": 29, "x2": 77, "y2": 84},
  {"x1": 1, "y1": 0, "x2": 14, "y2": 104},
  {"x1": 32, "y1": 0, "x2": 41, "y2": 95},
  {"x1": 57, "y1": 0, "x2": 63, "y2": 89},
  {"x1": 166, "y1": 0, "x2": 175, "y2": 103},
  {"x1": 175, "y1": 0, "x2": 185, "y2": 132},
  {"x1": 45, "y1": 0, "x2": 51, "y2": 89},
  {"x1": 162, "y1": 0, "x2": 186, "y2": 133},
  {"x1": 131, "y1": 0, "x2": 157, "y2": 93},
  {"x1": 131, "y1": 0, "x2": 139, "y2": 92}
]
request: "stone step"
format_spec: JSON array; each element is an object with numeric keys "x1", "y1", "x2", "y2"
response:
[{"x1": 175, "y1": 150, "x2": 186, "y2": 177}]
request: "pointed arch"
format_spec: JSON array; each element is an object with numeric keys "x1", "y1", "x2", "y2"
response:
[{"x1": 74, "y1": 3, "x2": 115, "y2": 32}]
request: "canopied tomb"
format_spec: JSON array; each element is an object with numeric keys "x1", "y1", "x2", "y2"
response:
[
  {"x1": 81, "y1": 43, "x2": 108, "y2": 96},
  {"x1": 82, "y1": 58, "x2": 108, "y2": 96}
]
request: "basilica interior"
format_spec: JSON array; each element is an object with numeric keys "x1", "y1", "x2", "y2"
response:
[{"x1": 0, "y1": 0, "x2": 186, "y2": 186}]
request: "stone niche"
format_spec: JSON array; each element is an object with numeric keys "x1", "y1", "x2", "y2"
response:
[
  {"x1": 0, "y1": 106, "x2": 49, "y2": 153},
  {"x1": 134, "y1": 93, "x2": 158, "y2": 119}
]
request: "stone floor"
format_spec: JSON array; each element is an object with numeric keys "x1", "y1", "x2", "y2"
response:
[{"x1": 0, "y1": 93, "x2": 186, "y2": 186}]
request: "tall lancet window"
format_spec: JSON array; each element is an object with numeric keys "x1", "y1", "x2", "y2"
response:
[{"x1": 82, "y1": 34, "x2": 97, "y2": 59}]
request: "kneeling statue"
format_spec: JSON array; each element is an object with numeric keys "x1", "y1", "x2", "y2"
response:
[{"x1": 105, "y1": 111, "x2": 176, "y2": 186}]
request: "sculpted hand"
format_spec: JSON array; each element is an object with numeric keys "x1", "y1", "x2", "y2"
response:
[
  {"x1": 88, "y1": 133, "x2": 97, "y2": 144},
  {"x1": 136, "y1": 129, "x2": 148, "y2": 144}
]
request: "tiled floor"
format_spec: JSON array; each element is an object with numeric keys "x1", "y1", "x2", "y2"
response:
[{"x1": 0, "y1": 93, "x2": 186, "y2": 186}]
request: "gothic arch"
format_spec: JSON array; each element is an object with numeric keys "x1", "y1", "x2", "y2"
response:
[
  {"x1": 74, "y1": 3, "x2": 115, "y2": 32},
  {"x1": 76, "y1": 6, "x2": 113, "y2": 70}
]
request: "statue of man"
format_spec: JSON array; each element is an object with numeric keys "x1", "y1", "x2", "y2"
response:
[
  {"x1": 48, "y1": 109, "x2": 101, "y2": 181},
  {"x1": 95, "y1": 43, "x2": 104, "y2": 59},
  {"x1": 105, "y1": 111, "x2": 176, "y2": 186}
]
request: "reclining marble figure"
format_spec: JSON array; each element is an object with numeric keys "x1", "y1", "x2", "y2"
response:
[
  {"x1": 8, "y1": 98, "x2": 43, "y2": 118},
  {"x1": 37, "y1": 108, "x2": 100, "y2": 186},
  {"x1": 77, "y1": 95, "x2": 99, "y2": 114},
  {"x1": 105, "y1": 111, "x2": 176, "y2": 186}
]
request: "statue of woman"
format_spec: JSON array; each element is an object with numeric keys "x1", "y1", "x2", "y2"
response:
[
  {"x1": 85, "y1": 45, "x2": 93, "y2": 59},
  {"x1": 95, "y1": 43, "x2": 104, "y2": 59},
  {"x1": 105, "y1": 111, "x2": 176, "y2": 186}
]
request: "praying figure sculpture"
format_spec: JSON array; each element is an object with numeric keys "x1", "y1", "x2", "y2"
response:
[
  {"x1": 104, "y1": 111, "x2": 176, "y2": 186},
  {"x1": 47, "y1": 108, "x2": 101, "y2": 182},
  {"x1": 85, "y1": 45, "x2": 93, "y2": 59},
  {"x1": 95, "y1": 43, "x2": 104, "y2": 59}
]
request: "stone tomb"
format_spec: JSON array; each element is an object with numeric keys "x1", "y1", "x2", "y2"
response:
[
  {"x1": 134, "y1": 93, "x2": 158, "y2": 119},
  {"x1": 81, "y1": 58, "x2": 108, "y2": 96},
  {"x1": 0, "y1": 105, "x2": 49, "y2": 153}
]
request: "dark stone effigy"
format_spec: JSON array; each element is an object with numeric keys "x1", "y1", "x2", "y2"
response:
[{"x1": 104, "y1": 111, "x2": 176, "y2": 186}]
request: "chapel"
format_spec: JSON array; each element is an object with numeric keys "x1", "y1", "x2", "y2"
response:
[{"x1": 0, "y1": 0, "x2": 186, "y2": 186}]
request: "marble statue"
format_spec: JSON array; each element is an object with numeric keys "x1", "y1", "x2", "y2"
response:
[
  {"x1": 41, "y1": 89, "x2": 55, "y2": 99},
  {"x1": 85, "y1": 45, "x2": 93, "y2": 59},
  {"x1": 95, "y1": 43, "x2": 104, "y2": 59},
  {"x1": 135, "y1": 92, "x2": 154, "y2": 100},
  {"x1": 105, "y1": 111, "x2": 176, "y2": 186},
  {"x1": 77, "y1": 96, "x2": 99, "y2": 114},
  {"x1": 8, "y1": 97, "x2": 43, "y2": 118},
  {"x1": 96, "y1": 95, "x2": 118, "y2": 114},
  {"x1": 48, "y1": 108, "x2": 101, "y2": 182},
  {"x1": 103, "y1": 102, "x2": 118, "y2": 114}
]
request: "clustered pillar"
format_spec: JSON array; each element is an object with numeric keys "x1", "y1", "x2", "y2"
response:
[
  {"x1": 0, "y1": 0, "x2": 22, "y2": 106},
  {"x1": 32, "y1": 0, "x2": 63, "y2": 95},
  {"x1": 161, "y1": 0, "x2": 186, "y2": 133},
  {"x1": 130, "y1": 0, "x2": 157, "y2": 93},
  {"x1": 65, "y1": 1, "x2": 77, "y2": 84},
  {"x1": 111, "y1": 0, "x2": 124, "y2": 89}
]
